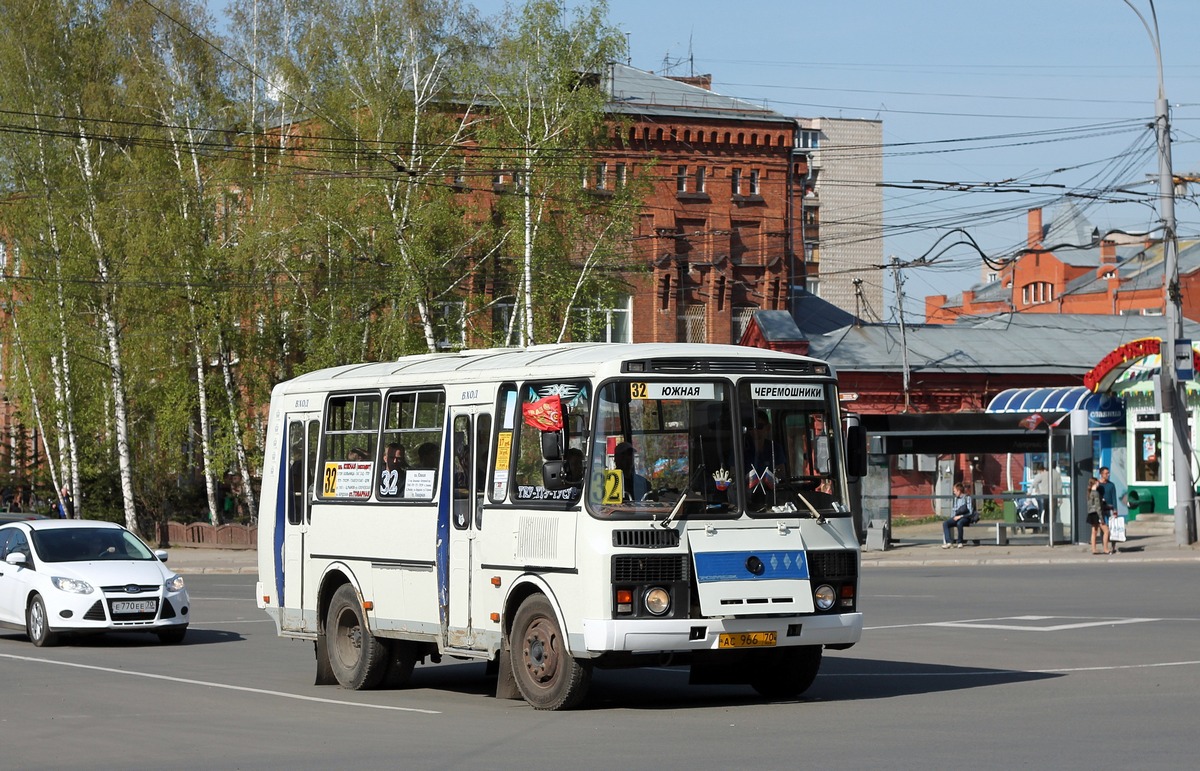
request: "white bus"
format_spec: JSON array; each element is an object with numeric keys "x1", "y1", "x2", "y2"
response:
[{"x1": 256, "y1": 343, "x2": 865, "y2": 709}]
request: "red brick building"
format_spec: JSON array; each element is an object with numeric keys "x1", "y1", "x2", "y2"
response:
[
  {"x1": 925, "y1": 202, "x2": 1200, "y2": 323},
  {"x1": 581, "y1": 64, "x2": 814, "y2": 344}
]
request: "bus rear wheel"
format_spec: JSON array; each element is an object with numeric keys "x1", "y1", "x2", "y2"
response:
[
  {"x1": 509, "y1": 595, "x2": 590, "y2": 710},
  {"x1": 750, "y1": 645, "x2": 822, "y2": 699},
  {"x1": 326, "y1": 584, "x2": 387, "y2": 690}
]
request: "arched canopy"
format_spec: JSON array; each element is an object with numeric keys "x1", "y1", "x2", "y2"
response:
[{"x1": 986, "y1": 386, "x2": 1102, "y2": 414}]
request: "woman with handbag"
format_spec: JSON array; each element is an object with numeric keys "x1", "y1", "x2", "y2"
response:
[{"x1": 1086, "y1": 476, "x2": 1111, "y2": 554}]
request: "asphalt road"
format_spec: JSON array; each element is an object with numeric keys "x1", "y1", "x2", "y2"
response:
[{"x1": 1, "y1": 566, "x2": 1196, "y2": 770}]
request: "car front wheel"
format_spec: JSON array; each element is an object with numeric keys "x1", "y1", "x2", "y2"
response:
[{"x1": 27, "y1": 595, "x2": 59, "y2": 648}]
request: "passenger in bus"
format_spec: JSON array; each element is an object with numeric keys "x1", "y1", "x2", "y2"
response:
[
  {"x1": 563, "y1": 447, "x2": 586, "y2": 486},
  {"x1": 745, "y1": 410, "x2": 785, "y2": 476},
  {"x1": 383, "y1": 442, "x2": 407, "y2": 472},
  {"x1": 614, "y1": 442, "x2": 650, "y2": 501},
  {"x1": 416, "y1": 442, "x2": 439, "y2": 467},
  {"x1": 348, "y1": 447, "x2": 369, "y2": 462}
]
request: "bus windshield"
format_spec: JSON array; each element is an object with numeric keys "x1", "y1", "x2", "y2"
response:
[{"x1": 585, "y1": 379, "x2": 848, "y2": 520}]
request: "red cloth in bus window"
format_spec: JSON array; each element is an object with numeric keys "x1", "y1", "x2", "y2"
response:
[{"x1": 523, "y1": 395, "x2": 563, "y2": 431}]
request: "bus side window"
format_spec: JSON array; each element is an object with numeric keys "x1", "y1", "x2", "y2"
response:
[{"x1": 287, "y1": 421, "x2": 305, "y2": 525}]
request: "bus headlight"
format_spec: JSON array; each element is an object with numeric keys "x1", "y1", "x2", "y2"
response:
[
  {"x1": 644, "y1": 587, "x2": 671, "y2": 616},
  {"x1": 813, "y1": 584, "x2": 836, "y2": 611}
]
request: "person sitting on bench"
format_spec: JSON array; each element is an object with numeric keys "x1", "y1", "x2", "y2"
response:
[{"x1": 942, "y1": 482, "x2": 975, "y2": 548}]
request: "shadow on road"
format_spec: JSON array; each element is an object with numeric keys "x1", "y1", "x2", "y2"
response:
[{"x1": 382, "y1": 655, "x2": 1060, "y2": 710}]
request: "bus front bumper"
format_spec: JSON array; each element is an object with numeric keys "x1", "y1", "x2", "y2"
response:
[{"x1": 582, "y1": 612, "x2": 863, "y2": 654}]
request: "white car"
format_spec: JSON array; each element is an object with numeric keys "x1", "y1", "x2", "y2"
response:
[{"x1": 0, "y1": 519, "x2": 189, "y2": 646}]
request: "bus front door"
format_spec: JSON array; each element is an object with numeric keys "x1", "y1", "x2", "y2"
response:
[
  {"x1": 282, "y1": 414, "x2": 320, "y2": 631},
  {"x1": 447, "y1": 410, "x2": 491, "y2": 649}
]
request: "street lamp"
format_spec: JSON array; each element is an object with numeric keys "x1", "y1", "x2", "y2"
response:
[{"x1": 1124, "y1": 0, "x2": 1197, "y2": 545}]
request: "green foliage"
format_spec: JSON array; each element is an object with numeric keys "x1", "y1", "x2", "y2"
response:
[{"x1": 0, "y1": 0, "x2": 645, "y2": 516}]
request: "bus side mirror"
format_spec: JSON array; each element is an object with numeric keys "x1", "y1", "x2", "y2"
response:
[
  {"x1": 542, "y1": 460, "x2": 569, "y2": 490},
  {"x1": 541, "y1": 431, "x2": 563, "y2": 461},
  {"x1": 845, "y1": 424, "x2": 867, "y2": 479}
]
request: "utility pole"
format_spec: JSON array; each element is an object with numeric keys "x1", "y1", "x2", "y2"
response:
[
  {"x1": 1126, "y1": 0, "x2": 1197, "y2": 545},
  {"x1": 891, "y1": 256, "x2": 911, "y2": 412}
]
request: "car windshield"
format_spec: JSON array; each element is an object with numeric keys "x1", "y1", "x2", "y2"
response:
[{"x1": 32, "y1": 528, "x2": 156, "y2": 562}]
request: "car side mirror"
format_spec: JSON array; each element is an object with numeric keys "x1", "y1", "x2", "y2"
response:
[
  {"x1": 154, "y1": 550, "x2": 169, "y2": 562},
  {"x1": 5, "y1": 552, "x2": 27, "y2": 567}
]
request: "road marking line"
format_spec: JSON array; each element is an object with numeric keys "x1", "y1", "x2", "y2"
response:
[
  {"x1": 931, "y1": 617, "x2": 1157, "y2": 632},
  {"x1": 0, "y1": 652, "x2": 440, "y2": 714},
  {"x1": 825, "y1": 660, "x2": 1200, "y2": 676},
  {"x1": 867, "y1": 616, "x2": 1161, "y2": 632}
]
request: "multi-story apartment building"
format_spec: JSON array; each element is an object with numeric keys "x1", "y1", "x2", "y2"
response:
[{"x1": 796, "y1": 117, "x2": 884, "y2": 315}]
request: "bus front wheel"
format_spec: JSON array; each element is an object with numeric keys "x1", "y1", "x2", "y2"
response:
[
  {"x1": 750, "y1": 645, "x2": 822, "y2": 699},
  {"x1": 326, "y1": 584, "x2": 387, "y2": 690},
  {"x1": 509, "y1": 595, "x2": 591, "y2": 710}
]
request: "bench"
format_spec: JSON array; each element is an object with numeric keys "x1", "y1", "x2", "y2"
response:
[
  {"x1": 943, "y1": 519, "x2": 1043, "y2": 546},
  {"x1": 994, "y1": 521, "x2": 1049, "y2": 545}
]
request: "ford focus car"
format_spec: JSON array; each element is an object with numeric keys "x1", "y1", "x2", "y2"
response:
[{"x1": 0, "y1": 520, "x2": 189, "y2": 646}]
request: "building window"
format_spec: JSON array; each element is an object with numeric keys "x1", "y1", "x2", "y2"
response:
[
  {"x1": 800, "y1": 130, "x2": 820, "y2": 149},
  {"x1": 749, "y1": 169, "x2": 760, "y2": 196},
  {"x1": 695, "y1": 166, "x2": 706, "y2": 194},
  {"x1": 615, "y1": 162, "x2": 627, "y2": 188},
  {"x1": 575, "y1": 295, "x2": 632, "y2": 342},
  {"x1": 731, "y1": 168, "x2": 742, "y2": 196},
  {"x1": 595, "y1": 161, "x2": 607, "y2": 190},
  {"x1": 682, "y1": 304, "x2": 707, "y2": 343},
  {"x1": 676, "y1": 165, "x2": 688, "y2": 193},
  {"x1": 436, "y1": 301, "x2": 467, "y2": 350}
]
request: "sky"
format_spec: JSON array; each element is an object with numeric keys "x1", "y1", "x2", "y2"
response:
[
  {"x1": 587, "y1": 0, "x2": 1200, "y2": 320},
  {"x1": 205, "y1": 0, "x2": 1200, "y2": 321}
]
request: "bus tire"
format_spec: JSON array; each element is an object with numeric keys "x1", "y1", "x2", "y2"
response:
[
  {"x1": 382, "y1": 639, "x2": 418, "y2": 688},
  {"x1": 750, "y1": 645, "x2": 822, "y2": 699},
  {"x1": 509, "y1": 595, "x2": 591, "y2": 710},
  {"x1": 326, "y1": 584, "x2": 387, "y2": 690}
]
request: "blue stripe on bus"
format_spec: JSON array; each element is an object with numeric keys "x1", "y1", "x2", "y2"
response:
[
  {"x1": 693, "y1": 551, "x2": 809, "y2": 582},
  {"x1": 435, "y1": 417, "x2": 452, "y2": 630},
  {"x1": 273, "y1": 439, "x2": 287, "y2": 607}
]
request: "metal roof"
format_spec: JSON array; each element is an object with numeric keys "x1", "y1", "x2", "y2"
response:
[
  {"x1": 605, "y1": 63, "x2": 793, "y2": 124},
  {"x1": 806, "y1": 314, "x2": 1200, "y2": 376},
  {"x1": 986, "y1": 386, "x2": 1102, "y2": 413}
]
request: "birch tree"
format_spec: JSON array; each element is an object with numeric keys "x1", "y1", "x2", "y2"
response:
[{"x1": 480, "y1": 0, "x2": 627, "y2": 345}]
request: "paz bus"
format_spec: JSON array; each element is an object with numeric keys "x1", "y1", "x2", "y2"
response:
[{"x1": 256, "y1": 343, "x2": 865, "y2": 710}]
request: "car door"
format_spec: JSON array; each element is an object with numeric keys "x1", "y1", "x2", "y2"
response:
[{"x1": 0, "y1": 528, "x2": 31, "y2": 625}]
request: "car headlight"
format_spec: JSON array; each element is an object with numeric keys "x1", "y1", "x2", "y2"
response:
[
  {"x1": 644, "y1": 587, "x2": 671, "y2": 616},
  {"x1": 165, "y1": 575, "x2": 186, "y2": 593},
  {"x1": 813, "y1": 584, "x2": 836, "y2": 611},
  {"x1": 52, "y1": 576, "x2": 94, "y2": 594}
]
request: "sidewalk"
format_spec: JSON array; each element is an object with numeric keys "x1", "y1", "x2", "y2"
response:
[
  {"x1": 862, "y1": 515, "x2": 1200, "y2": 567},
  {"x1": 163, "y1": 546, "x2": 258, "y2": 575},
  {"x1": 160, "y1": 518, "x2": 1200, "y2": 574}
]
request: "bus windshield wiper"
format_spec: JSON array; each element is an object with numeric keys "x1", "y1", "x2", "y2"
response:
[{"x1": 659, "y1": 492, "x2": 705, "y2": 528}]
